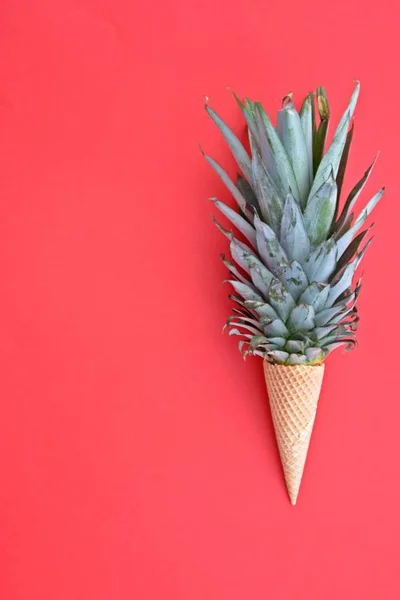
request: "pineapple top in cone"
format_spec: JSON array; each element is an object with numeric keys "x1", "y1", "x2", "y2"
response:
[{"x1": 203, "y1": 82, "x2": 384, "y2": 365}]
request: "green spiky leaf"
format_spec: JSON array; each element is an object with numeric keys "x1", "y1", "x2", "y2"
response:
[
  {"x1": 280, "y1": 192, "x2": 311, "y2": 262},
  {"x1": 299, "y1": 93, "x2": 315, "y2": 184},
  {"x1": 303, "y1": 173, "x2": 337, "y2": 246},
  {"x1": 313, "y1": 86, "x2": 330, "y2": 175},
  {"x1": 205, "y1": 104, "x2": 253, "y2": 182},
  {"x1": 255, "y1": 103, "x2": 301, "y2": 201},
  {"x1": 277, "y1": 98, "x2": 310, "y2": 206},
  {"x1": 212, "y1": 199, "x2": 256, "y2": 247},
  {"x1": 287, "y1": 304, "x2": 316, "y2": 332},
  {"x1": 309, "y1": 82, "x2": 359, "y2": 200}
]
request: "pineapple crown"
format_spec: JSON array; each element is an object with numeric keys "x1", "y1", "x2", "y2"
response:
[{"x1": 203, "y1": 82, "x2": 384, "y2": 366}]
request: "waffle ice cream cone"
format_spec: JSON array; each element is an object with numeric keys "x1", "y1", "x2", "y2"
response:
[{"x1": 263, "y1": 361, "x2": 325, "y2": 505}]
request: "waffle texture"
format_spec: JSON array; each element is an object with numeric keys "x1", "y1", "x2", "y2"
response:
[{"x1": 263, "y1": 361, "x2": 325, "y2": 505}]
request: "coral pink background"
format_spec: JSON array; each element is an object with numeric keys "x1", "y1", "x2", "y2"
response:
[{"x1": 0, "y1": 1, "x2": 399, "y2": 598}]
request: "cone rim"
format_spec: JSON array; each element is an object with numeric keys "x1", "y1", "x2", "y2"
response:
[{"x1": 263, "y1": 360, "x2": 325, "y2": 369}]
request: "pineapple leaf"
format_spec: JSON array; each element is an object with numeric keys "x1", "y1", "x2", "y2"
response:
[
  {"x1": 236, "y1": 174, "x2": 259, "y2": 212},
  {"x1": 203, "y1": 152, "x2": 253, "y2": 220},
  {"x1": 268, "y1": 337, "x2": 288, "y2": 347},
  {"x1": 299, "y1": 282, "x2": 330, "y2": 312},
  {"x1": 268, "y1": 337, "x2": 286, "y2": 350},
  {"x1": 287, "y1": 354, "x2": 309, "y2": 365},
  {"x1": 313, "y1": 119, "x2": 329, "y2": 176},
  {"x1": 337, "y1": 212, "x2": 354, "y2": 237},
  {"x1": 255, "y1": 103, "x2": 301, "y2": 201},
  {"x1": 327, "y1": 240, "x2": 372, "y2": 307},
  {"x1": 313, "y1": 87, "x2": 330, "y2": 175},
  {"x1": 266, "y1": 350, "x2": 289, "y2": 364},
  {"x1": 248, "y1": 302, "x2": 279, "y2": 321},
  {"x1": 228, "y1": 280, "x2": 264, "y2": 303},
  {"x1": 227, "y1": 313, "x2": 260, "y2": 328},
  {"x1": 314, "y1": 285, "x2": 331, "y2": 312},
  {"x1": 221, "y1": 254, "x2": 254, "y2": 286},
  {"x1": 313, "y1": 324, "x2": 338, "y2": 340},
  {"x1": 249, "y1": 334, "x2": 269, "y2": 350},
  {"x1": 280, "y1": 193, "x2": 311, "y2": 263},
  {"x1": 326, "y1": 305, "x2": 356, "y2": 326},
  {"x1": 205, "y1": 104, "x2": 253, "y2": 183},
  {"x1": 303, "y1": 172, "x2": 337, "y2": 246},
  {"x1": 305, "y1": 348, "x2": 325, "y2": 364},
  {"x1": 331, "y1": 225, "x2": 373, "y2": 278},
  {"x1": 212, "y1": 214, "x2": 232, "y2": 239},
  {"x1": 287, "y1": 304, "x2": 316, "y2": 332},
  {"x1": 277, "y1": 99, "x2": 311, "y2": 207},
  {"x1": 229, "y1": 236, "x2": 260, "y2": 275},
  {"x1": 254, "y1": 213, "x2": 288, "y2": 276},
  {"x1": 299, "y1": 282, "x2": 323, "y2": 305},
  {"x1": 317, "y1": 87, "x2": 330, "y2": 121},
  {"x1": 335, "y1": 122, "x2": 354, "y2": 205},
  {"x1": 334, "y1": 155, "x2": 378, "y2": 235},
  {"x1": 231, "y1": 92, "x2": 260, "y2": 148},
  {"x1": 251, "y1": 149, "x2": 284, "y2": 232},
  {"x1": 309, "y1": 82, "x2": 360, "y2": 202},
  {"x1": 229, "y1": 294, "x2": 257, "y2": 314},
  {"x1": 299, "y1": 93, "x2": 315, "y2": 184},
  {"x1": 336, "y1": 187, "x2": 384, "y2": 258},
  {"x1": 268, "y1": 279, "x2": 296, "y2": 322},
  {"x1": 228, "y1": 328, "x2": 253, "y2": 339},
  {"x1": 212, "y1": 199, "x2": 256, "y2": 247},
  {"x1": 227, "y1": 322, "x2": 261, "y2": 336},
  {"x1": 277, "y1": 261, "x2": 308, "y2": 301},
  {"x1": 254, "y1": 107, "x2": 282, "y2": 190},
  {"x1": 249, "y1": 263, "x2": 274, "y2": 297},
  {"x1": 315, "y1": 305, "x2": 346, "y2": 327},
  {"x1": 285, "y1": 340, "x2": 305, "y2": 353},
  {"x1": 263, "y1": 319, "x2": 289, "y2": 338},
  {"x1": 323, "y1": 340, "x2": 355, "y2": 355},
  {"x1": 303, "y1": 239, "x2": 337, "y2": 283}
]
